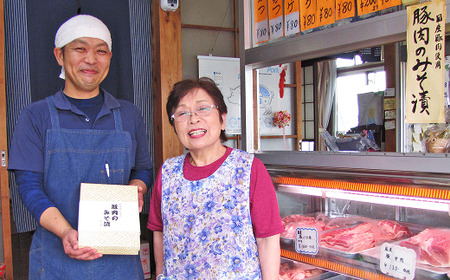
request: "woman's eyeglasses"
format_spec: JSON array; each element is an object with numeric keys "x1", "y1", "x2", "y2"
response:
[{"x1": 171, "y1": 104, "x2": 218, "y2": 123}]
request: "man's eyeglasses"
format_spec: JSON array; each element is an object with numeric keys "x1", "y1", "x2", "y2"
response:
[{"x1": 171, "y1": 104, "x2": 218, "y2": 123}]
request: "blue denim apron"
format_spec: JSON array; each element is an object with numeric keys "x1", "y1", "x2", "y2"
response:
[{"x1": 28, "y1": 96, "x2": 144, "y2": 279}]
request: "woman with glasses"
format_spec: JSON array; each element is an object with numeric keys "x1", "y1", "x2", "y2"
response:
[{"x1": 147, "y1": 77, "x2": 284, "y2": 280}]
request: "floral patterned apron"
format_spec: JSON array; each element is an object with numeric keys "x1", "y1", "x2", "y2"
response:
[{"x1": 161, "y1": 149, "x2": 262, "y2": 280}]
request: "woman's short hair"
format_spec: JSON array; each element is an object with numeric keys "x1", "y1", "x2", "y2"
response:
[{"x1": 166, "y1": 77, "x2": 228, "y2": 142}]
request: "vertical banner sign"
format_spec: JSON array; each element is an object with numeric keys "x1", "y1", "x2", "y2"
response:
[
  {"x1": 254, "y1": 0, "x2": 269, "y2": 44},
  {"x1": 301, "y1": 0, "x2": 318, "y2": 31},
  {"x1": 268, "y1": 0, "x2": 285, "y2": 40},
  {"x1": 285, "y1": 0, "x2": 300, "y2": 36},
  {"x1": 406, "y1": 0, "x2": 446, "y2": 123},
  {"x1": 317, "y1": 0, "x2": 336, "y2": 27},
  {"x1": 380, "y1": 0, "x2": 402, "y2": 10},
  {"x1": 336, "y1": 0, "x2": 356, "y2": 20},
  {"x1": 357, "y1": 0, "x2": 381, "y2": 16}
]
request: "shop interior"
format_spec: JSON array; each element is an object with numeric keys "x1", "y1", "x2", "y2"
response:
[{"x1": 0, "y1": 0, "x2": 449, "y2": 279}]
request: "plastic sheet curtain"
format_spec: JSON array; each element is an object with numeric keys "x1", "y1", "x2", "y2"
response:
[
  {"x1": 316, "y1": 60, "x2": 337, "y2": 151},
  {"x1": 4, "y1": 0, "x2": 153, "y2": 233}
]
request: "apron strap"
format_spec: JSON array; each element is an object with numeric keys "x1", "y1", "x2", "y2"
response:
[
  {"x1": 112, "y1": 108, "x2": 123, "y2": 132},
  {"x1": 46, "y1": 96, "x2": 60, "y2": 129}
]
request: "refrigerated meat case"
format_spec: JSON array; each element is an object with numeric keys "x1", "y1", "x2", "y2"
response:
[
  {"x1": 256, "y1": 151, "x2": 450, "y2": 280},
  {"x1": 237, "y1": 2, "x2": 450, "y2": 279}
]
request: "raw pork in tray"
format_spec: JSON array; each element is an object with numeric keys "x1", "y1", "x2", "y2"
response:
[
  {"x1": 281, "y1": 214, "x2": 337, "y2": 239},
  {"x1": 319, "y1": 220, "x2": 412, "y2": 253},
  {"x1": 399, "y1": 228, "x2": 450, "y2": 268},
  {"x1": 279, "y1": 259, "x2": 325, "y2": 280}
]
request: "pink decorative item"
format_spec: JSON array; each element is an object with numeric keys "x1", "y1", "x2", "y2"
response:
[{"x1": 273, "y1": 111, "x2": 291, "y2": 150}]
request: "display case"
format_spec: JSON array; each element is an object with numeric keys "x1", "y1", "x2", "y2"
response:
[
  {"x1": 238, "y1": 1, "x2": 450, "y2": 278},
  {"x1": 257, "y1": 151, "x2": 450, "y2": 280}
]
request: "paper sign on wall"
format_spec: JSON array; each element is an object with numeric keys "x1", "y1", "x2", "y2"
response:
[
  {"x1": 336, "y1": 0, "x2": 356, "y2": 20},
  {"x1": 357, "y1": 0, "x2": 381, "y2": 16},
  {"x1": 380, "y1": 0, "x2": 402, "y2": 10},
  {"x1": 254, "y1": 0, "x2": 269, "y2": 44},
  {"x1": 198, "y1": 55, "x2": 241, "y2": 134},
  {"x1": 284, "y1": 0, "x2": 300, "y2": 36},
  {"x1": 300, "y1": 0, "x2": 318, "y2": 31},
  {"x1": 268, "y1": 0, "x2": 284, "y2": 40},
  {"x1": 405, "y1": 0, "x2": 446, "y2": 123},
  {"x1": 317, "y1": 0, "x2": 336, "y2": 27}
]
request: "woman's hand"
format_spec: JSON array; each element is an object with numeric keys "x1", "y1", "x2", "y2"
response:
[{"x1": 61, "y1": 228, "x2": 103, "y2": 260}]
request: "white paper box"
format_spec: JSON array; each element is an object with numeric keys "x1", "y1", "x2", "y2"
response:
[
  {"x1": 78, "y1": 183, "x2": 140, "y2": 255},
  {"x1": 140, "y1": 242, "x2": 151, "y2": 279}
]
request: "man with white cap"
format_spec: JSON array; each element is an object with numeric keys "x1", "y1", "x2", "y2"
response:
[{"x1": 8, "y1": 14, "x2": 152, "y2": 279}]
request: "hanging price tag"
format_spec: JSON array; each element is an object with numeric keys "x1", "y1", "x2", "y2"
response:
[
  {"x1": 379, "y1": 0, "x2": 402, "y2": 9},
  {"x1": 336, "y1": 0, "x2": 356, "y2": 20},
  {"x1": 284, "y1": 0, "x2": 300, "y2": 36},
  {"x1": 300, "y1": 0, "x2": 318, "y2": 31},
  {"x1": 318, "y1": 0, "x2": 336, "y2": 27},
  {"x1": 295, "y1": 227, "x2": 319, "y2": 255},
  {"x1": 254, "y1": 0, "x2": 269, "y2": 44},
  {"x1": 357, "y1": 0, "x2": 381, "y2": 16},
  {"x1": 380, "y1": 243, "x2": 416, "y2": 280},
  {"x1": 268, "y1": 0, "x2": 285, "y2": 40}
]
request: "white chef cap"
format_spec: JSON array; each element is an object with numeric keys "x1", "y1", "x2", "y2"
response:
[{"x1": 54, "y1": 14, "x2": 112, "y2": 79}]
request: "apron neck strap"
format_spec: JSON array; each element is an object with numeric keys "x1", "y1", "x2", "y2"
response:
[
  {"x1": 46, "y1": 96, "x2": 60, "y2": 129},
  {"x1": 112, "y1": 108, "x2": 123, "y2": 131}
]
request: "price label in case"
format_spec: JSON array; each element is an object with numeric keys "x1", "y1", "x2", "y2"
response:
[
  {"x1": 380, "y1": 242, "x2": 416, "y2": 280},
  {"x1": 295, "y1": 227, "x2": 319, "y2": 255}
]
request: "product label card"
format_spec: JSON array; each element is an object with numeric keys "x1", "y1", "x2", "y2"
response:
[
  {"x1": 380, "y1": 243, "x2": 416, "y2": 280},
  {"x1": 79, "y1": 200, "x2": 138, "y2": 231},
  {"x1": 295, "y1": 227, "x2": 319, "y2": 255}
]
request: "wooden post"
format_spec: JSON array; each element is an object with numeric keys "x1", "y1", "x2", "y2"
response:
[
  {"x1": 0, "y1": 0, "x2": 13, "y2": 278},
  {"x1": 152, "y1": 0, "x2": 184, "y2": 171},
  {"x1": 384, "y1": 43, "x2": 397, "y2": 152},
  {"x1": 295, "y1": 61, "x2": 303, "y2": 151}
]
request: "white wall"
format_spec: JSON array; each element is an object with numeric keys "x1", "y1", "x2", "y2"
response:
[{"x1": 181, "y1": 0, "x2": 237, "y2": 79}]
